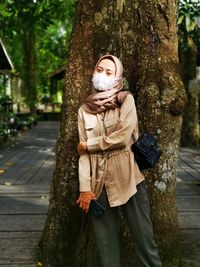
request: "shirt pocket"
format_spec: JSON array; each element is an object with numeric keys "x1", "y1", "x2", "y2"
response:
[
  {"x1": 85, "y1": 122, "x2": 96, "y2": 130},
  {"x1": 104, "y1": 116, "x2": 120, "y2": 135},
  {"x1": 84, "y1": 120, "x2": 97, "y2": 138}
]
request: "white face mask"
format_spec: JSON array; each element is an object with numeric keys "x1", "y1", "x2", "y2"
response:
[{"x1": 92, "y1": 73, "x2": 117, "y2": 91}]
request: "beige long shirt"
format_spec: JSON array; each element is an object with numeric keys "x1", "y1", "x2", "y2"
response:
[{"x1": 78, "y1": 94, "x2": 144, "y2": 207}]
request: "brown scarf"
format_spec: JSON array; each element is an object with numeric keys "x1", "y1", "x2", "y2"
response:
[
  {"x1": 82, "y1": 54, "x2": 130, "y2": 114},
  {"x1": 83, "y1": 89, "x2": 131, "y2": 114}
]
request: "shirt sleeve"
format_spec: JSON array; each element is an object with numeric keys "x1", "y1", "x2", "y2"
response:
[
  {"x1": 86, "y1": 95, "x2": 138, "y2": 153},
  {"x1": 78, "y1": 107, "x2": 92, "y2": 192}
]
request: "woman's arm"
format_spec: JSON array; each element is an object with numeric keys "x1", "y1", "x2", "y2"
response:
[
  {"x1": 78, "y1": 108, "x2": 92, "y2": 192},
  {"x1": 77, "y1": 108, "x2": 95, "y2": 213},
  {"x1": 86, "y1": 95, "x2": 138, "y2": 153}
]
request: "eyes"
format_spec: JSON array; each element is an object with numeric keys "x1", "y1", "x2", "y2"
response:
[{"x1": 96, "y1": 67, "x2": 113, "y2": 76}]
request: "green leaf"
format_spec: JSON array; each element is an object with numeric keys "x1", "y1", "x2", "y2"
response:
[
  {"x1": 178, "y1": 15, "x2": 184, "y2": 25},
  {"x1": 185, "y1": 16, "x2": 191, "y2": 32},
  {"x1": 185, "y1": 16, "x2": 196, "y2": 32}
]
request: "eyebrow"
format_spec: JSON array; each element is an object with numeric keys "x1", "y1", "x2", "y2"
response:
[{"x1": 97, "y1": 66, "x2": 114, "y2": 72}]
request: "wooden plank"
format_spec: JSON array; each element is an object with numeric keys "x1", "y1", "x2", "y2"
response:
[
  {"x1": 26, "y1": 155, "x2": 55, "y2": 185},
  {"x1": 0, "y1": 184, "x2": 50, "y2": 194},
  {"x1": 0, "y1": 152, "x2": 51, "y2": 185},
  {"x1": 30, "y1": 160, "x2": 54, "y2": 185},
  {"x1": 180, "y1": 229, "x2": 200, "y2": 267},
  {"x1": 176, "y1": 196, "x2": 200, "y2": 211},
  {"x1": 177, "y1": 169, "x2": 199, "y2": 182},
  {"x1": 39, "y1": 168, "x2": 54, "y2": 184},
  {"x1": 0, "y1": 231, "x2": 42, "y2": 239},
  {"x1": 0, "y1": 215, "x2": 47, "y2": 231},
  {"x1": 178, "y1": 212, "x2": 200, "y2": 229},
  {"x1": 179, "y1": 147, "x2": 200, "y2": 165},
  {"x1": 177, "y1": 165, "x2": 200, "y2": 181},
  {"x1": 0, "y1": 237, "x2": 39, "y2": 266},
  {"x1": 0, "y1": 150, "x2": 39, "y2": 184},
  {"x1": 0, "y1": 196, "x2": 49, "y2": 214},
  {"x1": 0, "y1": 264, "x2": 37, "y2": 267},
  {"x1": 0, "y1": 151, "x2": 30, "y2": 177}
]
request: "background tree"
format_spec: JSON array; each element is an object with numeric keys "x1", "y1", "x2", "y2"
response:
[
  {"x1": 40, "y1": 0, "x2": 186, "y2": 267},
  {"x1": 178, "y1": 0, "x2": 200, "y2": 146}
]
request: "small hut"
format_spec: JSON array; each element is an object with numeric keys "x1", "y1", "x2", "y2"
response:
[
  {"x1": 47, "y1": 66, "x2": 65, "y2": 111},
  {"x1": 0, "y1": 37, "x2": 14, "y2": 112},
  {"x1": 0, "y1": 38, "x2": 22, "y2": 113}
]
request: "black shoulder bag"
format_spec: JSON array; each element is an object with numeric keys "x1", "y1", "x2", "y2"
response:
[{"x1": 131, "y1": 126, "x2": 162, "y2": 170}]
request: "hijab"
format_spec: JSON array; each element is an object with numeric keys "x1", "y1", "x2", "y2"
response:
[{"x1": 82, "y1": 54, "x2": 130, "y2": 114}]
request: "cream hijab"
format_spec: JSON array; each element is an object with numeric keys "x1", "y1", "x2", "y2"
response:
[{"x1": 83, "y1": 54, "x2": 130, "y2": 114}]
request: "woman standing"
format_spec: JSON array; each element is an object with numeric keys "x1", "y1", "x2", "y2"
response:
[{"x1": 76, "y1": 54, "x2": 162, "y2": 267}]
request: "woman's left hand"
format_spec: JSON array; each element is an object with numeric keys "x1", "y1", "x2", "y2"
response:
[
  {"x1": 77, "y1": 142, "x2": 87, "y2": 155},
  {"x1": 76, "y1": 191, "x2": 96, "y2": 213}
]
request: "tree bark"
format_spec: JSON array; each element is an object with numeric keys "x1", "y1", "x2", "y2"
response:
[
  {"x1": 134, "y1": 1, "x2": 186, "y2": 266},
  {"x1": 40, "y1": 1, "x2": 186, "y2": 266},
  {"x1": 40, "y1": 1, "x2": 98, "y2": 266}
]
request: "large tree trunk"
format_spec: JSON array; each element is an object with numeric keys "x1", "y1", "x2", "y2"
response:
[
  {"x1": 134, "y1": 1, "x2": 186, "y2": 266},
  {"x1": 40, "y1": 1, "x2": 97, "y2": 266},
  {"x1": 40, "y1": 1, "x2": 186, "y2": 266}
]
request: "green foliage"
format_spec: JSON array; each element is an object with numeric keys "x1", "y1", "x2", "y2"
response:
[
  {"x1": 178, "y1": 0, "x2": 200, "y2": 32},
  {"x1": 0, "y1": 0, "x2": 77, "y2": 107},
  {"x1": 178, "y1": 0, "x2": 200, "y2": 50},
  {"x1": 0, "y1": 93, "x2": 40, "y2": 143}
]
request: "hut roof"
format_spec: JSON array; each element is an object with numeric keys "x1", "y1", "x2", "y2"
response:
[
  {"x1": 0, "y1": 38, "x2": 14, "y2": 71},
  {"x1": 48, "y1": 66, "x2": 65, "y2": 80}
]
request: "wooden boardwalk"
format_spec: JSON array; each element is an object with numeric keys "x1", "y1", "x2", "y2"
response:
[
  {"x1": 0, "y1": 121, "x2": 199, "y2": 267},
  {"x1": 176, "y1": 147, "x2": 200, "y2": 267},
  {"x1": 0, "y1": 121, "x2": 59, "y2": 267}
]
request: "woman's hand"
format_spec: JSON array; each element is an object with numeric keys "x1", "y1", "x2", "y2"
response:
[
  {"x1": 76, "y1": 191, "x2": 96, "y2": 213},
  {"x1": 77, "y1": 142, "x2": 88, "y2": 155}
]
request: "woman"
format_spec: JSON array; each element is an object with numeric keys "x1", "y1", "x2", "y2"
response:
[{"x1": 76, "y1": 54, "x2": 162, "y2": 267}]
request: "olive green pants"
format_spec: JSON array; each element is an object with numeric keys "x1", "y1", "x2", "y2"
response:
[{"x1": 92, "y1": 181, "x2": 162, "y2": 267}]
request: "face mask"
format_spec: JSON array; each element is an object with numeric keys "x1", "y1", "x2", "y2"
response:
[{"x1": 92, "y1": 73, "x2": 117, "y2": 91}]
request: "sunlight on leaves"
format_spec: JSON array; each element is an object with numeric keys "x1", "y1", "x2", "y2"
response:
[{"x1": 0, "y1": 169, "x2": 5, "y2": 174}]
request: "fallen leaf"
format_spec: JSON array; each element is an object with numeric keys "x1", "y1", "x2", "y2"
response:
[
  {"x1": 5, "y1": 162, "x2": 13, "y2": 167},
  {"x1": 37, "y1": 262, "x2": 43, "y2": 266},
  {"x1": 25, "y1": 167, "x2": 31, "y2": 170},
  {"x1": 4, "y1": 182, "x2": 12, "y2": 186}
]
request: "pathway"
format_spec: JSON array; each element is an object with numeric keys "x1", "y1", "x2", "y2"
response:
[
  {"x1": 0, "y1": 121, "x2": 59, "y2": 267},
  {"x1": 0, "y1": 121, "x2": 199, "y2": 266},
  {"x1": 176, "y1": 147, "x2": 200, "y2": 267}
]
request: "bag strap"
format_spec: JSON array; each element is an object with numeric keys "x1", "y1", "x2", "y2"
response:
[{"x1": 138, "y1": 122, "x2": 145, "y2": 135}]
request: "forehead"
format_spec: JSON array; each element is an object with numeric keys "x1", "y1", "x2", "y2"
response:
[{"x1": 97, "y1": 59, "x2": 116, "y2": 72}]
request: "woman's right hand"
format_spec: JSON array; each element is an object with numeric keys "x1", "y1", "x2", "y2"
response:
[
  {"x1": 77, "y1": 142, "x2": 88, "y2": 155},
  {"x1": 76, "y1": 191, "x2": 96, "y2": 213}
]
